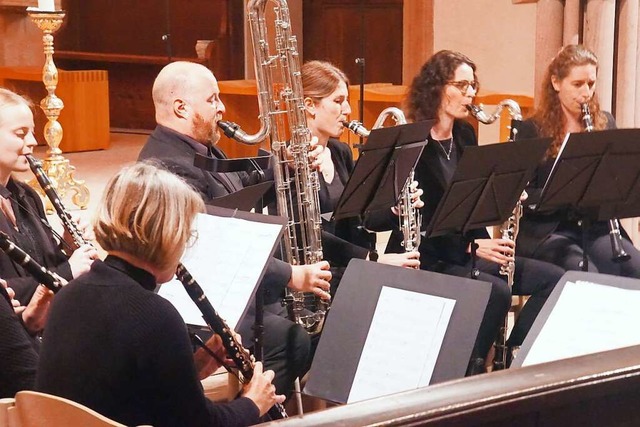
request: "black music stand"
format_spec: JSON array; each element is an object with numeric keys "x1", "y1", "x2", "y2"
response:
[
  {"x1": 537, "y1": 128, "x2": 640, "y2": 219},
  {"x1": 535, "y1": 129, "x2": 640, "y2": 269},
  {"x1": 332, "y1": 121, "x2": 433, "y2": 221},
  {"x1": 427, "y1": 138, "x2": 552, "y2": 276},
  {"x1": 303, "y1": 259, "x2": 492, "y2": 404}
]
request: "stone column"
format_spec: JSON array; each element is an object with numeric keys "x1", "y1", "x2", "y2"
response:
[
  {"x1": 584, "y1": 0, "x2": 616, "y2": 111},
  {"x1": 534, "y1": 0, "x2": 564, "y2": 105},
  {"x1": 563, "y1": 0, "x2": 581, "y2": 45},
  {"x1": 616, "y1": 0, "x2": 639, "y2": 127},
  {"x1": 402, "y1": 0, "x2": 434, "y2": 85}
]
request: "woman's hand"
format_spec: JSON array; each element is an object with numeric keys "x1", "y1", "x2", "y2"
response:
[
  {"x1": 20, "y1": 284, "x2": 54, "y2": 335},
  {"x1": 193, "y1": 334, "x2": 227, "y2": 380},
  {"x1": 242, "y1": 361, "x2": 286, "y2": 417},
  {"x1": 68, "y1": 244, "x2": 99, "y2": 278},
  {"x1": 391, "y1": 180, "x2": 424, "y2": 216},
  {"x1": 62, "y1": 215, "x2": 96, "y2": 249},
  {"x1": 377, "y1": 251, "x2": 421, "y2": 269},
  {"x1": 472, "y1": 238, "x2": 514, "y2": 266}
]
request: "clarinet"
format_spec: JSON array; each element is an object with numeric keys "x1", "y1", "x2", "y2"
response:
[
  {"x1": 175, "y1": 263, "x2": 287, "y2": 420},
  {"x1": 580, "y1": 104, "x2": 630, "y2": 263},
  {"x1": 25, "y1": 154, "x2": 90, "y2": 250},
  {"x1": 0, "y1": 231, "x2": 66, "y2": 293}
]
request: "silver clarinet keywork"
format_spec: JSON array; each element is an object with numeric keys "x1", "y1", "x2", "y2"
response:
[
  {"x1": 218, "y1": 0, "x2": 326, "y2": 335},
  {"x1": 176, "y1": 264, "x2": 287, "y2": 420},
  {"x1": 469, "y1": 99, "x2": 523, "y2": 370},
  {"x1": 342, "y1": 108, "x2": 421, "y2": 252},
  {"x1": 581, "y1": 103, "x2": 630, "y2": 263},
  {"x1": 26, "y1": 154, "x2": 92, "y2": 250}
]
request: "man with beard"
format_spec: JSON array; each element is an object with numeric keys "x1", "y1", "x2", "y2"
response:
[{"x1": 137, "y1": 61, "x2": 331, "y2": 400}]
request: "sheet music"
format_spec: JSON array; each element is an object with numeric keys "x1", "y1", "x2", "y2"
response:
[
  {"x1": 522, "y1": 280, "x2": 640, "y2": 366},
  {"x1": 347, "y1": 286, "x2": 455, "y2": 403},
  {"x1": 158, "y1": 212, "x2": 282, "y2": 329}
]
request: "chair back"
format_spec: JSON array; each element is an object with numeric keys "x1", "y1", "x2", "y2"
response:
[{"x1": 13, "y1": 391, "x2": 131, "y2": 427}]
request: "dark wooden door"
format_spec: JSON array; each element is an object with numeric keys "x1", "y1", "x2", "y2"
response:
[{"x1": 303, "y1": 0, "x2": 403, "y2": 85}]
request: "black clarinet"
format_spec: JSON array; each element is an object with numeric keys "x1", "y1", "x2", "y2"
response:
[
  {"x1": 175, "y1": 263, "x2": 287, "y2": 420},
  {"x1": 580, "y1": 104, "x2": 630, "y2": 263},
  {"x1": 0, "y1": 231, "x2": 66, "y2": 293},
  {"x1": 25, "y1": 154, "x2": 90, "y2": 250}
]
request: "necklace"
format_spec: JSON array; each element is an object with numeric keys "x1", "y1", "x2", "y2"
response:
[{"x1": 434, "y1": 137, "x2": 453, "y2": 160}]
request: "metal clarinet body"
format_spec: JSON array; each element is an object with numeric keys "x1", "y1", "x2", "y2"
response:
[
  {"x1": 218, "y1": 0, "x2": 326, "y2": 335},
  {"x1": 342, "y1": 108, "x2": 421, "y2": 252},
  {"x1": 0, "y1": 231, "x2": 66, "y2": 293},
  {"x1": 175, "y1": 263, "x2": 287, "y2": 420},
  {"x1": 580, "y1": 103, "x2": 630, "y2": 263},
  {"x1": 468, "y1": 100, "x2": 523, "y2": 370},
  {"x1": 25, "y1": 154, "x2": 90, "y2": 250}
]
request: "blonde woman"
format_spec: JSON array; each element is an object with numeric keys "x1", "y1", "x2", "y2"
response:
[{"x1": 36, "y1": 162, "x2": 283, "y2": 426}]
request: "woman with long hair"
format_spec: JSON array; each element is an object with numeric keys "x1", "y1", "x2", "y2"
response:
[{"x1": 515, "y1": 44, "x2": 640, "y2": 277}]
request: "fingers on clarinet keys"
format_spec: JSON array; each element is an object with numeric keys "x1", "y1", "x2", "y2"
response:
[{"x1": 243, "y1": 361, "x2": 286, "y2": 417}]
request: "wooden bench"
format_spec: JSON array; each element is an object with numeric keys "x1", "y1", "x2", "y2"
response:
[{"x1": 0, "y1": 66, "x2": 110, "y2": 152}]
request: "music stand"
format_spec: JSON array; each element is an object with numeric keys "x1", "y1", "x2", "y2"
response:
[
  {"x1": 537, "y1": 128, "x2": 640, "y2": 220},
  {"x1": 332, "y1": 121, "x2": 433, "y2": 221},
  {"x1": 512, "y1": 270, "x2": 640, "y2": 368},
  {"x1": 303, "y1": 259, "x2": 492, "y2": 404},
  {"x1": 428, "y1": 138, "x2": 552, "y2": 238}
]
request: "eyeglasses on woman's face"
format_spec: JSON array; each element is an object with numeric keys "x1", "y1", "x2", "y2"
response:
[{"x1": 446, "y1": 80, "x2": 478, "y2": 95}]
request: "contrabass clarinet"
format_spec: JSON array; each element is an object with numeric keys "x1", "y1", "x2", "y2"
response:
[
  {"x1": 175, "y1": 264, "x2": 287, "y2": 420},
  {"x1": 0, "y1": 231, "x2": 66, "y2": 293},
  {"x1": 467, "y1": 99, "x2": 523, "y2": 370},
  {"x1": 217, "y1": 0, "x2": 327, "y2": 335},
  {"x1": 343, "y1": 108, "x2": 421, "y2": 251},
  {"x1": 25, "y1": 154, "x2": 91, "y2": 250},
  {"x1": 580, "y1": 103, "x2": 630, "y2": 263}
]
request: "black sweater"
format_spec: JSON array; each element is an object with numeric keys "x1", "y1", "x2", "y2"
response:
[{"x1": 36, "y1": 256, "x2": 260, "y2": 427}]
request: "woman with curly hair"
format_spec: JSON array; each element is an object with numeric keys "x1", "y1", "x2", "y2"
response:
[
  {"x1": 385, "y1": 50, "x2": 564, "y2": 372},
  {"x1": 515, "y1": 44, "x2": 640, "y2": 277}
]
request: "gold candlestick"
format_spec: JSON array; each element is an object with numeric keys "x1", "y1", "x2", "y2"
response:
[{"x1": 27, "y1": 9, "x2": 90, "y2": 212}]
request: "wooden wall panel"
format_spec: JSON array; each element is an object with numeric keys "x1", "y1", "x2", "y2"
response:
[
  {"x1": 303, "y1": 0, "x2": 403, "y2": 85},
  {"x1": 55, "y1": 0, "x2": 244, "y2": 130}
]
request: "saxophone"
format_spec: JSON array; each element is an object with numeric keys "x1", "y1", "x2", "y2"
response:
[
  {"x1": 342, "y1": 108, "x2": 421, "y2": 251},
  {"x1": 580, "y1": 103, "x2": 630, "y2": 263},
  {"x1": 467, "y1": 100, "x2": 523, "y2": 370},
  {"x1": 217, "y1": 0, "x2": 326, "y2": 335},
  {"x1": 175, "y1": 264, "x2": 287, "y2": 420}
]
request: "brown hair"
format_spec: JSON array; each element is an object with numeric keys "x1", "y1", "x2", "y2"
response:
[
  {"x1": 532, "y1": 44, "x2": 606, "y2": 158},
  {"x1": 405, "y1": 50, "x2": 477, "y2": 122},
  {"x1": 301, "y1": 60, "x2": 349, "y2": 100},
  {"x1": 94, "y1": 162, "x2": 205, "y2": 269}
]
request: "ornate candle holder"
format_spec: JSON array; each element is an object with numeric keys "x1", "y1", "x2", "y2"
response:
[{"x1": 27, "y1": 9, "x2": 89, "y2": 212}]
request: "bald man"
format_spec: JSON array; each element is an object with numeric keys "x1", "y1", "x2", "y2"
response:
[{"x1": 138, "y1": 61, "x2": 333, "y2": 398}]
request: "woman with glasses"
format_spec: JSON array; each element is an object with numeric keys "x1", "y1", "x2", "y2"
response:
[
  {"x1": 383, "y1": 50, "x2": 564, "y2": 372},
  {"x1": 514, "y1": 44, "x2": 640, "y2": 277}
]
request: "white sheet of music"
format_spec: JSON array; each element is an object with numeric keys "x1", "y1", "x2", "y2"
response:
[
  {"x1": 522, "y1": 280, "x2": 640, "y2": 366},
  {"x1": 347, "y1": 286, "x2": 455, "y2": 403},
  {"x1": 158, "y1": 212, "x2": 282, "y2": 329}
]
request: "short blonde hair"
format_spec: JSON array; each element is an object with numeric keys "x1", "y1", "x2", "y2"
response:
[
  {"x1": 94, "y1": 162, "x2": 205, "y2": 268},
  {"x1": 0, "y1": 88, "x2": 33, "y2": 126}
]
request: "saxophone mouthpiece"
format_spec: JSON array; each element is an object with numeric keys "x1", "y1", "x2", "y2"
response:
[
  {"x1": 217, "y1": 120, "x2": 246, "y2": 140},
  {"x1": 342, "y1": 120, "x2": 370, "y2": 138}
]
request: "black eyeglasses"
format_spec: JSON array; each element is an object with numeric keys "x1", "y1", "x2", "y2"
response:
[{"x1": 447, "y1": 80, "x2": 479, "y2": 94}]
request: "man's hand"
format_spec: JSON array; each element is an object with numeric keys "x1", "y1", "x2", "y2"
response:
[
  {"x1": 242, "y1": 361, "x2": 286, "y2": 417},
  {"x1": 473, "y1": 238, "x2": 515, "y2": 266},
  {"x1": 377, "y1": 251, "x2": 421, "y2": 269},
  {"x1": 288, "y1": 261, "x2": 332, "y2": 300}
]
